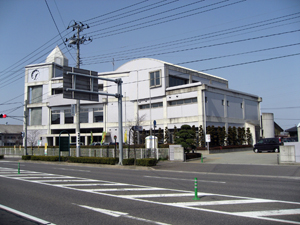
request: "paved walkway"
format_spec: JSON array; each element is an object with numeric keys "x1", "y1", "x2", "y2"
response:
[{"x1": 193, "y1": 150, "x2": 280, "y2": 165}]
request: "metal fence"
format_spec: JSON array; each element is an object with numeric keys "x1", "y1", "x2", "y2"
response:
[{"x1": 0, "y1": 147, "x2": 169, "y2": 160}]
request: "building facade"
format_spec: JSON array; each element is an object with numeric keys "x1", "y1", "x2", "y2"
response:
[
  {"x1": 0, "y1": 125, "x2": 23, "y2": 146},
  {"x1": 24, "y1": 47, "x2": 262, "y2": 147}
]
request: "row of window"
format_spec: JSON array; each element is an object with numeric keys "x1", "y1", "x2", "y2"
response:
[
  {"x1": 139, "y1": 98, "x2": 197, "y2": 109},
  {"x1": 169, "y1": 98, "x2": 197, "y2": 106},
  {"x1": 139, "y1": 102, "x2": 163, "y2": 109},
  {"x1": 221, "y1": 100, "x2": 243, "y2": 108},
  {"x1": 51, "y1": 108, "x2": 103, "y2": 125},
  {"x1": 204, "y1": 97, "x2": 244, "y2": 108}
]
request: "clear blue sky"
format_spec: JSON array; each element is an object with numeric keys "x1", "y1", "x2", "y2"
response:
[{"x1": 0, "y1": 0, "x2": 299, "y2": 130}]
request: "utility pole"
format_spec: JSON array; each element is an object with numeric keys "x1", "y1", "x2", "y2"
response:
[
  {"x1": 24, "y1": 100, "x2": 28, "y2": 155},
  {"x1": 66, "y1": 21, "x2": 92, "y2": 157}
]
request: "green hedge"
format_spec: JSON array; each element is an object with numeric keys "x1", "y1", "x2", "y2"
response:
[
  {"x1": 136, "y1": 158, "x2": 157, "y2": 166},
  {"x1": 21, "y1": 155, "x2": 157, "y2": 166},
  {"x1": 122, "y1": 158, "x2": 135, "y2": 165},
  {"x1": 68, "y1": 157, "x2": 118, "y2": 165},
  {"x1": 22, "y1": 155, "x2": 32, "y2": 160}
]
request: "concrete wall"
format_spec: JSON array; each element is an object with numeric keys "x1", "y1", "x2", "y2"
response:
[
  {"x1": 169, "y1": 145, "x2": 184, "y2": 161},
  {"x1": 282, "y1": 142, "x2": 300, "y2": 163},
  {"x1": 262, "y1": 113, "x2": 275, "y2": 138}
]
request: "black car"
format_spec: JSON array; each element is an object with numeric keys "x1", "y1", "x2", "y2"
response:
[{"x1": 253, "y1": 138, "x2": 281, "y2": 153}]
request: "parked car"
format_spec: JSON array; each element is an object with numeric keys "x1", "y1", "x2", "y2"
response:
[
  {"x1": 253, "y1": 138, "x2": 281, "y2": 153},
  {"x1": 90, "y1": 142, "x2": 101, "y2": 146}
]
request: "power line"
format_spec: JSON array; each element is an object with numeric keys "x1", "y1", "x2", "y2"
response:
[
  {"x1": 201, "y1": 52, "x2": 300, "y2": 72},
  {"x1": 83, "y1": 0, "x2": 149, "y2": 23},
  {"x1": 82, "y1": 12, "x2": 300, "y2": 61},
  {"x1": 90, "y1": 0, "x2": 246, "y2": 39},
  {"x1": 45, "y1": 0, "x2": 76, "y2": 63},
  {"x1": 83, "y1": 29, "x2": 300, "y2": 65}
]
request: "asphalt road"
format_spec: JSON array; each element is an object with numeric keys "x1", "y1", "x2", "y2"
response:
[{"x1": 0, "y1": 152, "x2": 299, "y2": 225}]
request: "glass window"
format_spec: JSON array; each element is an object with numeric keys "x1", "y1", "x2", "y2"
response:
[
  {"x1": 30, "y1": 108, "x2": 42, "y2": 125},
  {"x1": 53, "y1": 66, "x2": 63, "y2": 78},
  {"x1": 64, "y1": 109, "x2": 73, "y2": 124},
  {"x1": 29, "y1": 86, "x2": 43, "y2": 104},
  {"x1": 52, "y1": 88, "x2": 63, "y2": 95},
  {"x1": 177, "y1": 100, "x2": 184, "y2": 105},
  {"x1": 93, "y1": 108, "x2": 103, "y2": 122},
  {"x1": 150, "y1": 71, "x2": 161, "y2": 87},
  {"x1": 184, "y1": 99, "x2": 192, "y2": 104},
  {"x1": 169, "y1": 76, "x2": 188, "y2": 87},
  {"x1": 98, "y1": 84, "x2": 103, "y2": 92},
  {"x1": 168, "y1": 98, "x2": 197, "y2": 106},
  {"x1": 139, "y1": 104, "x2": 150, "y2": 109},
  {"x1": 80, "y1": 108, "x2": 89, "y2": 123},
  {"x1": 51, "y1": 110, "x2": 60, "y2": 124}
]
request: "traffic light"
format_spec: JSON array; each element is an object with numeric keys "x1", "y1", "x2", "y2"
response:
[{"x1": 0, "y1": 114, "x2": 7, "y2": 118}]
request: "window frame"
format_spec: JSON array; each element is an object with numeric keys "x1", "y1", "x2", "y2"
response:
[{"x1": 149, "y1": 70, "x2": 161, "y2": 88}]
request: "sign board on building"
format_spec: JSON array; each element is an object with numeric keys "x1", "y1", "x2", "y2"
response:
[{"x1": 63, "y1": 66, "x2": 99, "y2": 101}]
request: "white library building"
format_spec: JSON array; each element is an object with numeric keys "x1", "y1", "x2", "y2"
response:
[{"x1": 24, "y1": 46, "x2": 262, "y2": 146}]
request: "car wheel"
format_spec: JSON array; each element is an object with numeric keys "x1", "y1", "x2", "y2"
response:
[
  {"x1": 254, "y1": 149, "x2": 259, "y2": 153},
  {"x1": 274, "y1": 148, "x2": 279, "y2": 153}
]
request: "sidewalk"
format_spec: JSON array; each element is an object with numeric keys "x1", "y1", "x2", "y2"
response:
[
  {"x1": 193, "y1": 150, "x2": 280, "y2": 165},
  {"x1": 153, "y1": 150, "x2": 300, "y2": 177}
]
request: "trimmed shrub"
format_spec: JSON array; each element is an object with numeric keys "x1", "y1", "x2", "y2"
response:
[
  {"x1": 136, "y1": 158, "x2": 157, "y2": 166},
  {"x1": 122, "y1": 158, "x2": 135, "y2": 165},
  {"x1": 22, "y1": 155, "x2": 32, "y2": 160},
  {"x1": 68, "y1": 157, "x2": 118, "y2": 165}
]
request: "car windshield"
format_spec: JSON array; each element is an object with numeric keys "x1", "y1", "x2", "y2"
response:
[{"x1": 258, "y1": 140, "x2": 264, "y2": 144}]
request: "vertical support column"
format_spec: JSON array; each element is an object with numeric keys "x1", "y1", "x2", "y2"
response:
[
  {"x1": 76, "y1": 99, "x2": 80, "y2": 157},
  {"x1": 117, "y1": 79, "x2": 123, "y2": 165}
]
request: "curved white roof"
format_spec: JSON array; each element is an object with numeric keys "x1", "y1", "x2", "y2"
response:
[{"x1": 116, "y1": 58, "x2": 227, "y2": 81}]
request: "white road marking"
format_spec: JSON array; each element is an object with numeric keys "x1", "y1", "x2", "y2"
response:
[
  {"x1": 77, "y1": 204, "x2": 170, "y2": 225},
  {"x1": 118, "y1": 193, "x2": 199, "y2": 198},
  {"x1": 0, "y1": 203, "x2": 56, "y2": 225},
  {"x1": 14, "y1": 176, "x2": 75, "y2": 179},
  {"x1": 236, "y1": 208, "x2": 300, "y2": 217},
  {"x1": 29, "y1": 179, "x2": 99, "y2": 183},
  {"x1": 168, "y1": 199, "x2": 276, "y2": 206},
  {"x1": 55, "y1": 183, "x2": 128, "y2": 187},
  {"x1": 83, "y1": 187, "x2": 166, "y2": 192},
  {"x1": 144, "y1": 175, "x2": 226, "y2": 183}
]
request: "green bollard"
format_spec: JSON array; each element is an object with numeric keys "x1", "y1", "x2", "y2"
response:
[
  {"x1": 18, "y1": 163, "x2": 20, "y2": 174},
  {"x1": 193, "y1": 178, "x2": 200, "y2": 200},
  {"x1": 201, "y1": 155, "x2": 203, "y2": 163}
]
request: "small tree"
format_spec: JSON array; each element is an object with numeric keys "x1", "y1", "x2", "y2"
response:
[
  {"x1": 246, "y1": 127, "x2": 252, "y2": 145},
  {"x1": 232, "y1": 126, "x2": 238, "y2": 145},
  {"x1": 174, "y1": 125, "x2": 196, "y2": 153},
  {"x1": 157, "y1": 127, "x2": 163, "y2": 143},
  {"x1": 198, "y1": 125, "x2": 205, "y2": 147},
  {"x1": 227, "y1": 126, "x2": 233, "y2": 145},
  {"x1": 237, "y1": 127, "x2": 245, "y2": 145},
  {"x1": 217, "y1": 126, "x2": 226, "y2": 146},
  {"x1": 173, "y1": 126, "x2": 178, "y2": 143},
  {"x1": 27, "y1": 130, "x2": 40, "y2": 155},
  {"x1": 164, "y1": 127, "x2": 169, "y2": 144}
]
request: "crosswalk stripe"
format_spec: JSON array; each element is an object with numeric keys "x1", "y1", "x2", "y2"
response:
[
  {"x1": 83, "y1": 187, "x2": 166, "y2": 192},
  {"x1": 235, "y1": 208, "x2": 300, "y2": 217},
  {"x1": 168, "y1": 199, "x2": 275, "y2": 206}
]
